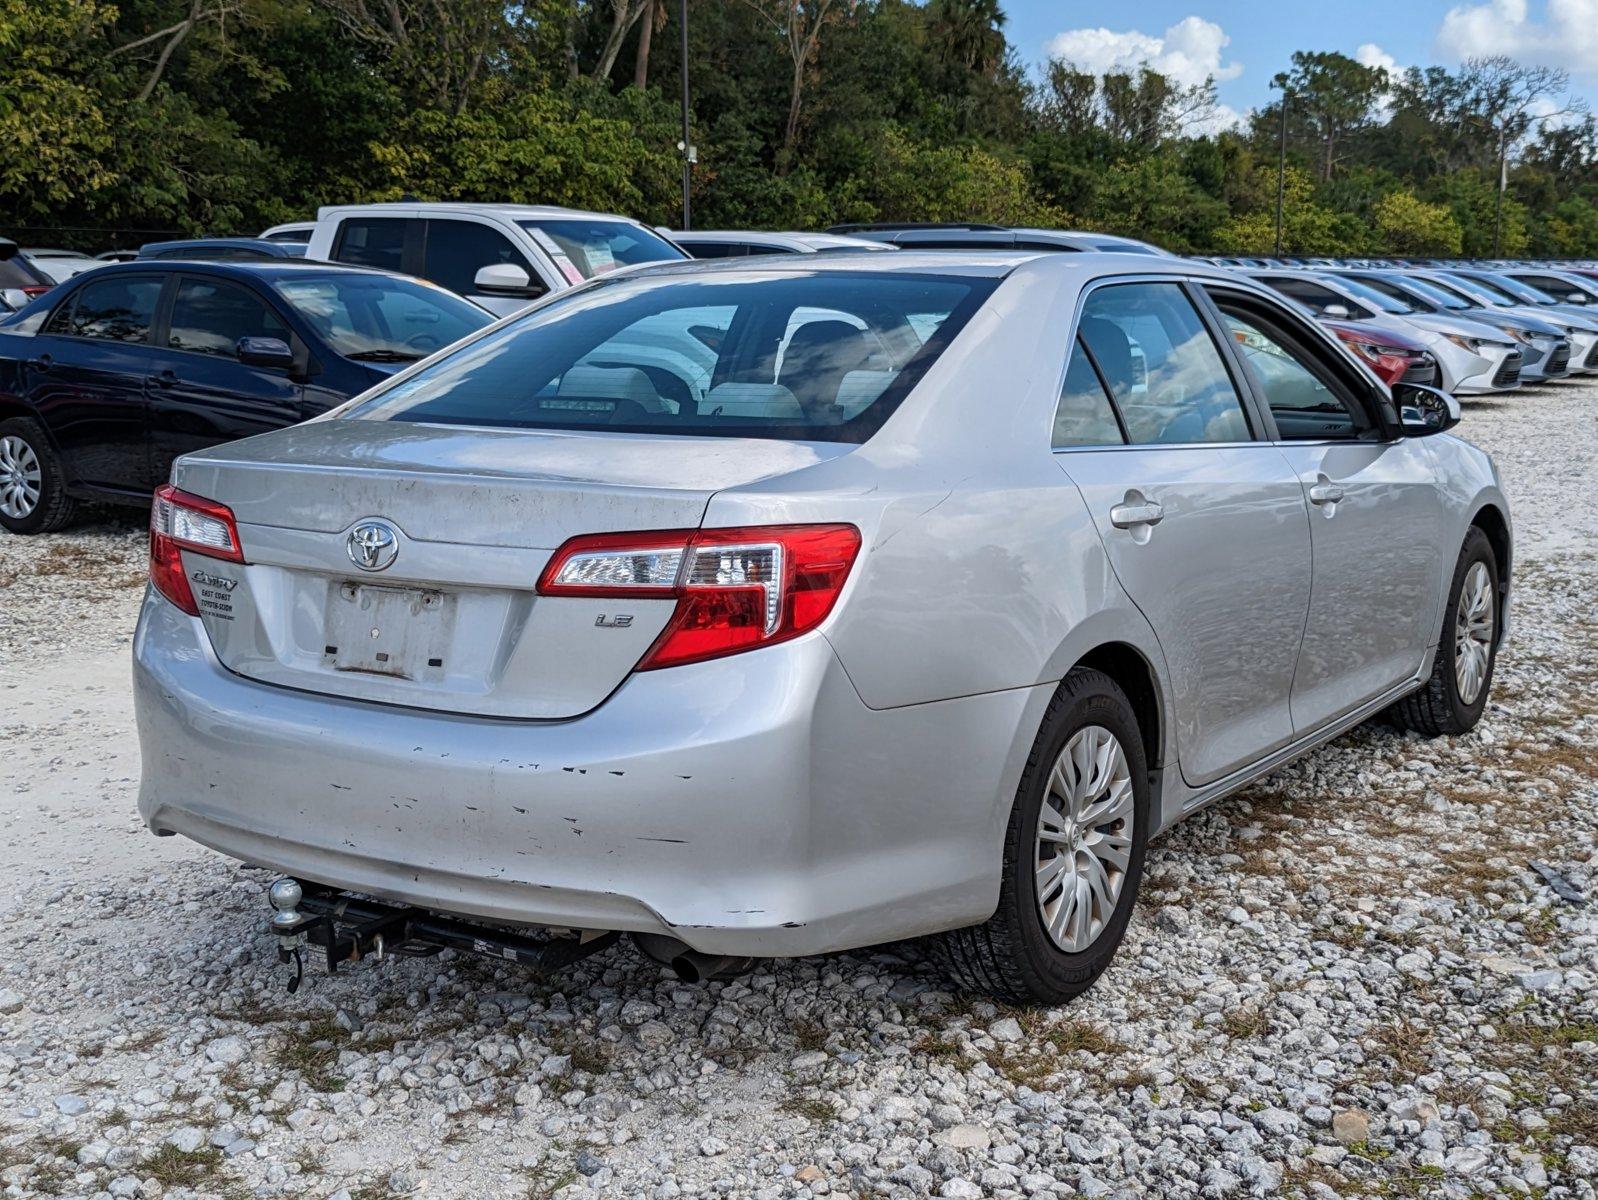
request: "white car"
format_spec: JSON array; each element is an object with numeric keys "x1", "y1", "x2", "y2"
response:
[
  {"x1": 259, "y1": 222, "x2": 316, "y2": 243},
  {"x1": 20, "y1": 248, "x2": 103, "y2": 285},
  {"x1": 304, "y1": 203, "x2": 687, "y2": 317},
  {"x1": 670, "y1": 230, "x2": 898, "y2": 258}
]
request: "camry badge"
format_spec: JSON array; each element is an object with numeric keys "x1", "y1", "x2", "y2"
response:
[{"x1": 347, "y1": 521, "x2": 399, "y2": 572}]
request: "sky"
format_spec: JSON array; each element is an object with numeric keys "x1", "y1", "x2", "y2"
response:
[{"x1": 1002, "y1": 0, "x2": 1598, "y2": 131}]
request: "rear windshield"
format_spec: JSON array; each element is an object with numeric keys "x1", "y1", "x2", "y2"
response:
[
  {"x1": 276, "y1": 274, "x2": 492, "y2": 362},
  {"x1": 0, "y1": 256, "x2": 46, "y2": 289},
  {"x1": 348, "y1": 270, "x2": 995, "y2": 441},
  {"x1": 517, "y1": 219, "x2": 683, "y2": 279}
]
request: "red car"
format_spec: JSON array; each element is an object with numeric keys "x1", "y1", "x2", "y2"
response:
[{"x1": 1323, "y1": 319, "x2": 1440, "y2": 388}]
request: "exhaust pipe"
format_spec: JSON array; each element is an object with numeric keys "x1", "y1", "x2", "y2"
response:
[{"x1": 634, "y1": 933, "x2": 755, "y2": 983}]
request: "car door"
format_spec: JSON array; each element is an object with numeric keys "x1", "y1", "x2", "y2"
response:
[
  {"x1": 1203, "y1": 283, "x2": 1450, "y2": 731},
  {"x1": 420, "y1": 217, "x2": 552, "y2": 316},
  {"x1": 1053, "y1": 279, "x2": 1313, "y2": 787},
  {"x1": 20, "y1": 273, "x2": 166, "y2": 493},
  {"x1": 144, "y1": 274, "x2": 305, "y2": 485}
]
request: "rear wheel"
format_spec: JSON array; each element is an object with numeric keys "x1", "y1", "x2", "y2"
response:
[
  {"x1": 936, "y1": 667, "x2": 1150, "y2": 1004},
  {"x1": 0, "y1": 418, "x2": 77, "y2": 534},
  {"x1": 1389, "y1": 527, "x2": 1499, "y2": 737}
]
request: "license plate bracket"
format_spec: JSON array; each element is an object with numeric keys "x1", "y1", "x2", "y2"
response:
[{"x1": 326, "y1": 582, "x2": 453, "y2": 679}]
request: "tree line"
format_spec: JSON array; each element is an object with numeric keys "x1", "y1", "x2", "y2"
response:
[{"x1": 4, "y1": 0, "x2": 1597, "y2": 257}]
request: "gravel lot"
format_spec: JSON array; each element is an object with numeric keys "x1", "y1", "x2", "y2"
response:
[{"x1": 1, "y1": 387, "x2": 1594, "y2": 1200}]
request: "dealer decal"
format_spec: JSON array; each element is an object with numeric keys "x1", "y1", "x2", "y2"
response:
[{"x1": 190, "y1": 570, "x2": 239, "y2": 621}]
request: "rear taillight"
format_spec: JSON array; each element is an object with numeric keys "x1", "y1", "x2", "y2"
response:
[
  {"x1": 539, "y1": 524, "x2": 862, "y2": 669},
  {"x1": 149, "y1": 484, "x2": 244, "y2": 615}
]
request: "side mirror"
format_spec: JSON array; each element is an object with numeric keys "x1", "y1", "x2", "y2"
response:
[
  {"x1": 1565, "y1": 292, "x2": 1588, "y2": 304},
  {"x1": 237, "y1": 336, "x2": 295, "y2": 371},
  {"x1": 1393, "y1": 382, "x2": 1461, "y2": 437},
  {"x1": 473, "y1": 263, "x2": 543, "y2": 298},
  {"x1": 1322, "y1": 303, "x2": 1351, "y2": 319}
]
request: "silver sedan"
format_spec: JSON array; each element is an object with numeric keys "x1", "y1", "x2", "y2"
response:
[{"x1": 133, "y1": 253, "x2": 1511, "y2": 1003}]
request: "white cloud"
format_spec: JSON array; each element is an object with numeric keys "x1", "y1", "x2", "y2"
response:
[
  {"x1": 1045, "y1": 16, "x2": 1244, "y2": 90},
  {"x1": 1437, "y1": 0, "x2": 1598, "y2": 76},
  {"x1": 1355, "y1": 43, "x2": 1400, "y2": 75}
]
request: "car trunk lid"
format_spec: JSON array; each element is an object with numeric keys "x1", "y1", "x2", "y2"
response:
[{"x1": 172, "y1": 419, "x2": 847, "y2": 718}]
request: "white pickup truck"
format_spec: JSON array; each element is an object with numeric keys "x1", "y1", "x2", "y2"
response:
[{"x1": 304, "y1": 202, "x2": 687, "y2": 316}]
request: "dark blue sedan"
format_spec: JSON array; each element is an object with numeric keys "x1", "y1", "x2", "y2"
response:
[{"x1": 0, "y1": 260, "x2": 492, "y2": 532}]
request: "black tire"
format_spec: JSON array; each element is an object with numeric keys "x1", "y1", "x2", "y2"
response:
[
  {"x1": 935, "y1": 667, "x2": 1150, "y2": 1005},
  {"x1": 1389, "y1": 526, "x2": 1500, "y2": 737},
  {"x1": 0, "y1": 417, "x2": 77, "y2": 534}
]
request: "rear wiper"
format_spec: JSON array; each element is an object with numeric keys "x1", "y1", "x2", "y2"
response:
[{"x1": 347, "y1": 349, "x2": 423, "y2": 363}]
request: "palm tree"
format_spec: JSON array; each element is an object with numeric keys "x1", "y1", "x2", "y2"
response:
[{"x1": 928, "y1": 0, "x2": 1006, "y2": 78}]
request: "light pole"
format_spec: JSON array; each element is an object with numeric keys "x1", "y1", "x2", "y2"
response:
[
  {"x1": 1493, "y1": 122, "x2": 1507, "y2": 258},
  {"x1": 1269, "y1": 79, "x2": 1289, "y2": 256},
  {"x1": 677, "y1": 0, "x2": 692, "y2": 230}
]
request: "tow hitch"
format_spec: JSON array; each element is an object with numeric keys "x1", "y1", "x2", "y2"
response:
[{"x1": 266, "y1": 878, "x2": 619, "y2": 993}]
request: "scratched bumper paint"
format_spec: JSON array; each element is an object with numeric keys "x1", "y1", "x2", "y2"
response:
[{"x1": 133, "y1": 589, "x2": 1039, "y2": 957}]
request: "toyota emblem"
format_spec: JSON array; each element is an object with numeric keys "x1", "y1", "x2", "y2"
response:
[{"x1": 347, "y1": 521, "x2": 399, "y2": 572}]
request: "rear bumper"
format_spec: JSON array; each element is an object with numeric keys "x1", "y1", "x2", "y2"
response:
[{"x1": 133, "y1": 590, "x2": 1039, "y2": 957}]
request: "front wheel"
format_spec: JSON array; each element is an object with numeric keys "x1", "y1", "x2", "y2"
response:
[
  {"x1": 935, "y1": 667, "x2": 1150, "y2": 1004},
  {"x1": 1389, "y1": 526, "x2": 1500, "y2": 737}
]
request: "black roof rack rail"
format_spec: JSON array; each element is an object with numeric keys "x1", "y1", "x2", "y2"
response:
[{"x1": 825, "y1": 222, "x2": 1010, "y2": 234}]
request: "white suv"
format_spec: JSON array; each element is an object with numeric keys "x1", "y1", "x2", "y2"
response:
[{"x1": 305, "y1": 203, "x2": 686, "y2": 316}]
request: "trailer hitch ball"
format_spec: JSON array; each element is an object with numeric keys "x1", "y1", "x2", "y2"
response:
[{"x1": 269, "y1": 878, "x2": 304, "y2": 930}]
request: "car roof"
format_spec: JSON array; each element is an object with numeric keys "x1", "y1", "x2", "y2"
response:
[
  {"x1": 57, "y1": 259, "x2": 409, "y2": 284},
  {"x1": 138, "y1": 237, "x2": 304, "y2": 256},
  {"x1": 315, "y1": 202, "x2": 644, "y2": 224},
  {"x1": 621, "y1": 248, "x2": 1237, "y2": 284},
  {"x1": 670, "y1": 230, "x2": 894, "y2": 252}
]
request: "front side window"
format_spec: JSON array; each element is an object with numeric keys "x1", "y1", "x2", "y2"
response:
[
  {"x1": 68, "y1": 276, "x2": 162, "y2": 343},
  {"x1": 1076, "y1": 282, "x2": 1251, "y2": 446},
  {"x1": 1216, "y1": 308, "x2": 1365, "y2": 441},
  {"x1": 422, "y1": 220, "x2": 535, "y2": 295},
  {"x1": 518, "y1": 219, "x2": 683, "y2": 279},
  {"x1": 347, "y1": 271, "x2": 994, "y2": 441},
  {"x1": 276, "y1": 274, "x2": 491, "y2": 363},
  {"x1": 1053, "y1": 337, "x2": 1125, "y2": 448},
  {"x1": 333, "y1": 218, "x2": 409, "y2": 272},
  {"x1": 168, "y1": 278, "x2": 292, "y2": 358}
]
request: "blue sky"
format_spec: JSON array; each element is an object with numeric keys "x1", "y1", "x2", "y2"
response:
[{"x1": 1001, "y1": 1, "x2": 1598, "y2": 128}]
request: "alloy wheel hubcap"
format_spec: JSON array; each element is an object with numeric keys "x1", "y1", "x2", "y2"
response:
[
  {"x1": 1454, "y1": 561, "x2": 1495, "y2": 706},
  {"x1": 1034, "y1": 725, "x2": 1135, "y2": 953},
  {"x1": 0, "y1": 435, "x2": 41, "y2": 520}
]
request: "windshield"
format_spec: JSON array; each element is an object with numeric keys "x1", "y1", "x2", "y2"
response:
[
  {"x1": 1335, "y1": 277, "x2": 1415, "y2": 314},
  {"x1": 1385, "y1": 275, "x2": 1468, "y2": 310},
  {"x1": 1471, "y1": 273, "x2": 1556, "y2": 305},
  {"x1": 1436, "y1": 274, "x2": 1513, "y2": 308},
  {"x1": 347, "y1": 270, "x2": 995, "y2": 442},
  {"x1": 276, "y1": 274, "x2": 492, "y2": 361},
  {"x1": 518, "y1": 219, "x2": 684, "y2": 280}
]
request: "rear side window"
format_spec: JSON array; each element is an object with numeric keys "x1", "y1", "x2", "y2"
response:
[
  {"x1": 349, "y1": 271, "x2": 995, "y2": 442},
  {"x1": 168, "y1": 278, "x2": 292, "y2": 358},
  {"x1": 422, "y1": 220, "x2": 534, "y2": 295},
  {"x1": 1077, "y1": 283, "x2": 1251, "y2": 446},
  {"x1": 68, "y1": 276, "x2": 162, "y2": 343},
  {"x1": 333, "y1": 218, "x2": 408, "y2": 272}
]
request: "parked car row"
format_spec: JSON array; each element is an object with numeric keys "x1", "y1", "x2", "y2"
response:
[{"x1": 6, "y1": 205, "x2": 1589, "y2": 541}]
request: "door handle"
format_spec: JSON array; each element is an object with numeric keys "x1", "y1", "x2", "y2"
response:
[
  {"x1": 1109, "y1": 500, "x2": 1164, "y2": 529},
  {"x1": 147, "y1": 370, "x2": 177, "y2": 388},
  {"x1": 1308, "y1": 479, "x2": 1345, "y2": 506}
]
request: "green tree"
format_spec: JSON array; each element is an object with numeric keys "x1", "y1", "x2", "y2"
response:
[
  {"x1": 1372, "y1": 190, "x2": 1462, "y2": 256},
  {"x1": 1269, "y1": 50, "x2": 1387, "y2": 180}
]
